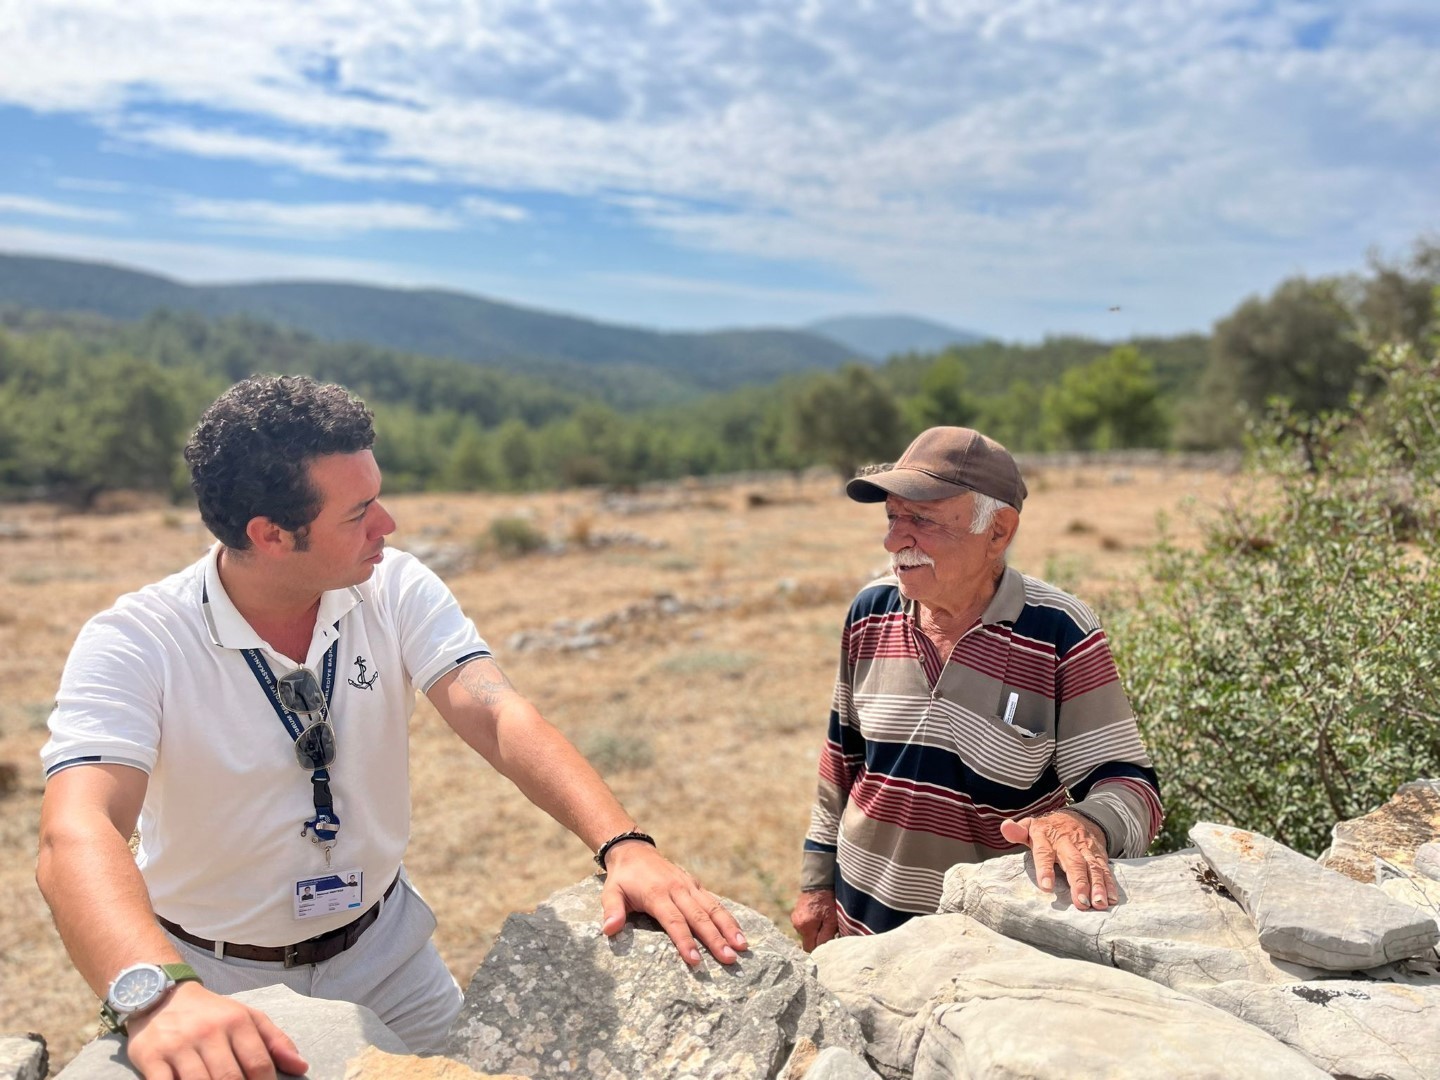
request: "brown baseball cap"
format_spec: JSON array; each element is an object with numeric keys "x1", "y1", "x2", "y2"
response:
[{"x1": 846, "y1": 426, "x2": 1027, "y2": 510}]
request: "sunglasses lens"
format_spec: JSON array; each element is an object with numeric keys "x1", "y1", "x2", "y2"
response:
[
  {"x1": 278, "y1": 670, "x2": 326, "y2": 715},
  {"x1": 295, "y1": 722, "x2": 336, "y2": 770}
]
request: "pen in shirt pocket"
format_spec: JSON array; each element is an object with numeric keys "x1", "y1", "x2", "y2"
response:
[
  {"x1": 1002, "y1": 691, "x2": 1019, "y2": 725},
  {"x1": 1000, "y1": 691, "x2": 1042, "y2": 738}
]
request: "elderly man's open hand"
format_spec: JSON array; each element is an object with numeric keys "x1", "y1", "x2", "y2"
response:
[
  {"x1": 598, "y1": 840, "x2": 749, "y2": 967},
  {"x1": 1000, "y1": 810, "x2": 1118, "y2": 911}
]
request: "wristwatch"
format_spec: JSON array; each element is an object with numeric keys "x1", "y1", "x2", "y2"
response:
[{"x1": 99, "y1": 962, "x2": 202, "y2": 1034}]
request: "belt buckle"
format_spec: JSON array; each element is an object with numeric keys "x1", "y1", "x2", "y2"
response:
[{"x1": 283, "y1": 943, "x2": 301, "y2": 969}]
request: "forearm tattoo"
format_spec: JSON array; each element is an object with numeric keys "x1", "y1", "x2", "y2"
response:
[{"x1": 458, "y1": 659, "x2": 515, "y2": 707}]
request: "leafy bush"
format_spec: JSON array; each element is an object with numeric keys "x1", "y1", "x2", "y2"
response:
[
  {"x1": 484, "y1": 515, "x2": 548, "y2": 557},
  {"x1": 579, "y1": 730, "x2": 654, "y2": 774},
  {"x1": 1110, "y1": 336, "x2": 1440, "y2": 855}
]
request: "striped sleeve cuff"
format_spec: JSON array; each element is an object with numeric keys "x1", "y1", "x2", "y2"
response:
[
  {"x1": 44, "y1": 754, "x2": 151, "y2": 780},
  {"x1": 801, "y1": 843, "x2": 836, "y2": 892}
]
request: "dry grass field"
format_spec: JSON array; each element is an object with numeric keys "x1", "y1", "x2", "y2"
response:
[{"x1": 0, "y1": 459, "x2": 1232, "y2": 1067}]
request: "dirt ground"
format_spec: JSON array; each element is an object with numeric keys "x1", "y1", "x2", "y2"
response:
[{"x1": 0, "y1": 459, "x2": 1233, "y2": 1066}]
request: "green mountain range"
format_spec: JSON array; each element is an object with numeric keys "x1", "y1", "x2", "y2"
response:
[
  {"x1": 806, "y1": 314, "x2": 987, "y2": 359},
  {"x1": 0, "y1": 252, "x2": 867, "y2": 404}
]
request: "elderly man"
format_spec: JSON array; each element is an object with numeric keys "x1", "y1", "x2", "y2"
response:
[{"x1": 791, "y1": 427, "x2": 1162, "y2": 946}]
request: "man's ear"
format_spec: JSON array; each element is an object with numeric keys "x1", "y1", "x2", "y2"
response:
[
  {"x1": 989, "y1": 507, "x2": 1020, "y2": 555},
  {"x1": 244, "y1": 517, "x2": 292, "y2": 557}
]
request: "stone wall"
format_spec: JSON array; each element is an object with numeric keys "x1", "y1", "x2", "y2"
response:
[{"x1": 11, "y1": 781, "x2": 1438, "y2": 1079}]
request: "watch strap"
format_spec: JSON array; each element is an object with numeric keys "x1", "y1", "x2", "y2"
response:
[
  {"x1": 160, "y1": 962, "x2": 201, "y2": 985},
  {"x1": 99, "y1": 963, "x2": 204, "y2": 1034}
]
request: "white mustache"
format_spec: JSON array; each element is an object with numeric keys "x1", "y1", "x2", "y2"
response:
[{"x1": 892, "y1": 548, "x2": 935, "y2": 571}]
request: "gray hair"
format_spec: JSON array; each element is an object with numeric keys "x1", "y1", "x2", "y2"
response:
[{"x1": 969, "y1": 493, "x2": 1005, "y2": 535}]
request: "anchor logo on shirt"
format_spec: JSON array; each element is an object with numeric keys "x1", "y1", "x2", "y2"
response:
[{"x1": 348, "y1": 655, "x2": 380, "y2": 691}]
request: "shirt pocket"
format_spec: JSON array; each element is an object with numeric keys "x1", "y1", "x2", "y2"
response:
[
  {"x1": 974, "y1": 709, "x2": 1057, "y2": 789},
  {"x1": 991, "y1": 685, "x2": 1053, "y2": 740}
]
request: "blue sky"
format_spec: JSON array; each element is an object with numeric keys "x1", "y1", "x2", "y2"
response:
[{"x1": 0, "y1": 0, "x2": 1435, "y2": 340}]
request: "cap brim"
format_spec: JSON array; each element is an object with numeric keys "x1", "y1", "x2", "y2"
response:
[{"x1": 846, "y1": 469, "x2": 971, "y2": 504}]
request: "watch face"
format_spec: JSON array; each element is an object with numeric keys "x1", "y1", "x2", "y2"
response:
[{"x1": 111, "y1": 966, "x2": 167, "y2": 1009}]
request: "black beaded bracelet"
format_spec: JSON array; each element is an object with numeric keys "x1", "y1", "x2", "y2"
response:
[{"x1": 594, "y1": 830, "x2": 656, "y2": 870}]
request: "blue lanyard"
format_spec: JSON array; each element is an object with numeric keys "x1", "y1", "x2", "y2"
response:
[{"x1": 242, "y1": 635, "x2": 342, "y2": 844}]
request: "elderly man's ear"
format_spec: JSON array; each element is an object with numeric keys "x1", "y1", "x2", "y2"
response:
[{"x1": 989, "y1": 506, "x2": 1020, "y2": 554}]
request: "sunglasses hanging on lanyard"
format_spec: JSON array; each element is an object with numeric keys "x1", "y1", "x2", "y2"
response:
[{"x1": 242, "y1": 639, "x2": 344, "y2": 861}]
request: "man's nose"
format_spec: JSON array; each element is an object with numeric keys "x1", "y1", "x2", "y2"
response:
[
  {"x1": 372, "y1": 502, "x2": 397, "y2": 537},
  {"x1": 883, "y1": 518, "x2": 911, "y2": 552}
]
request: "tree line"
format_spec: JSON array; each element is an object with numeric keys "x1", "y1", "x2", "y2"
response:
[{"x1": 0, "y1": 237, "x2": 1433, "y2": 505}]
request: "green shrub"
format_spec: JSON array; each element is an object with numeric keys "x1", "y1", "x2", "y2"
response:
[
  {"x1": 1110, "y1": 339, "x2": 1440, "y2": 855},
  {"x1": 579, "y1": 730, "x2": 654, "y2": 774},
  {"x1": 484, "y1": 515, "x2": 547, "y2": 557}
]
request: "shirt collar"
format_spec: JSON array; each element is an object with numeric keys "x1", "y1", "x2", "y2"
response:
[
  {"x1": 982, "y1": 565, "x2": 1026, "y2": 625},
  {"x1": 200, "y1": 543, "x2": 364, "y2": 650},
  {"x1": 901, "y1": 565, "x2": 1025, "y2": 628}
]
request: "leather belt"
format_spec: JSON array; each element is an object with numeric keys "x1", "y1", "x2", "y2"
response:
[{"x1": 157, "y1": 874, "x2": 400, "y2": 968}]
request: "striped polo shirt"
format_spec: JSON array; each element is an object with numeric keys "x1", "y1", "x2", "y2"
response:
[{"x1": 801, "y1": 568, "x2": 1162, "y2": 936}]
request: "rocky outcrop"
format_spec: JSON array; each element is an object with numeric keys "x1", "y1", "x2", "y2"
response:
[
  {"x1": 0, "y1": 1036, "x2": 46, "y2": 1080},
  {"x1": 811, "y1": 910, "x2": 1328, "y2": 1079},
  {"x1": 1319, "y1": 780, "x2": 1440, "y2": 885},
  {"x1": 13, "y1": 781, "x2": 1439, "y2": 1080},
  {"x1": 939, "y1": 847, "x2": 1324, "y2": 989},
  {"x1": 919, "y1": 787, "x2": 1440, "y2": 1080},
  {"x1": 1189, "y1": 822, "x2": 1439, "y2": 969},
  {"x1": 54, "y1": 984, "x2": 410, "y2": 1079},
  {"x1": 446, "y1": 877, "x2": 865, "y2": 1079}
]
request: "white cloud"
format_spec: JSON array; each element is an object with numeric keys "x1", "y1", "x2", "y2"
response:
[
  {"x1": 0, "y1": 194, "x2": 124, "y2": 222},
  {"x1": 171, "y1": 197, "x2": 464, "y2": 236},
  {"x1": 0, "y1": 222, "x2": 432, "y2": 286},
  {"x1": 118, "y1": 123, "x2": 440, "y2": 184},
  {"x1": 459, "y1": 195, "x2": 529, "y2": 223}
]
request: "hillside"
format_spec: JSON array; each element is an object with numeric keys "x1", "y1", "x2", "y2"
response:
[
  {"x1": 808, "y1": 314, "x2": 987, "y2": 359},
  {"x1": 0, "y1": 253, "x2": 861, "y2": 401}
]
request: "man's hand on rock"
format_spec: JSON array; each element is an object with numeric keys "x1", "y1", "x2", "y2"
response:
[
  {"x1": 790, "y1": 888, "x2": 839, "y2": 952},
  {"x1": 599, "y1": 840, "x2": 748, "y2": 968},
  {"x1": 125, "y1": 981, "x2": 307, "y2": 1080},
  {"x1": 1000, "y1": 810, "x2": 1118, "y2": 911}
]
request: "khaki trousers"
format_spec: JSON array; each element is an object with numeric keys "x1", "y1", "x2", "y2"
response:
[{"x1": 164, "y1": 870, "x2": 462, "y2": 1054}]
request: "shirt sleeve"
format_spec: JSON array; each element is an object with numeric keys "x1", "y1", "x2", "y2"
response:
[
  {"x1": 41, "y1": 605, "x2": 164, "y2": 780},
  {"x1": 800, "y1": 611, "x2": 867, "y2": 891},
  {"x1": 1053, "y1": 619, "x2": 1163, "y2": 858},
  {"x1": 385, "y1": 552, "x2": 492, "y2": 693}
]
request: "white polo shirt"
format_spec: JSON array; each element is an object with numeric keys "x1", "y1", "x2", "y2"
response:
[{"x1": 42, "y1": 545, "x2": 490, "y2": 947}]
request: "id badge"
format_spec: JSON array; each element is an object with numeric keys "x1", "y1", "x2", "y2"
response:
[{"x1": 294, "y1": 867, "x2": 364, "y2": 920}]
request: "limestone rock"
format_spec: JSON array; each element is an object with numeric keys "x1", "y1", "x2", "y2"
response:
[
  {"x1": 939, "y1": 850, "x2": 1321, "y2": 991},
  {"x1": 911, "y1": 957, "x2": 1329, "y2": 1079},
  {"x1": 813, "y1": 916, "x2": 1325, "y2": 1079},
  {"x1": 446, "y1": 877, "x2": 865, "y2": 1079},
  {"x1": 804, "y1": 1047, "x2": 885, "y2": 1079},
  {"x1": 778, "y1": 1039, "x2": 882, "y2": 1080},
  {"x1": 811, "y1": 913, "x2": 1040, "y2": 1078},
  {"x1": 344, "y1": 1047, "x2": 523, "y2": 1078},
  {"x1": 55, "y1": 985, "x2": 408, "y2": 1079},
  {"x1": 1189, "y1": 822, "x2": 1440, "y2": 969},
  {"x1": 1416, "y1": 841, "x2": 1440, "y2": 881},
  {"x1": 1319, "y1": 779, "x2": 1440, "y2": 884},
  {"x1": 778, "y1": 1038, "x2": 820, "y2": 1079},
  {"x1": 1193, "y1": 979, "x2": 1440, "y2": 1080},
  {"x1": 0, "y1": 1035, "x2": 46, "y2": 1080}
]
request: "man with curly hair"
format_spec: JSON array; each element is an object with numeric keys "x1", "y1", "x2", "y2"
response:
[{"x1": 37, "y1": 375, "x2": 747, "y2": 1079}]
